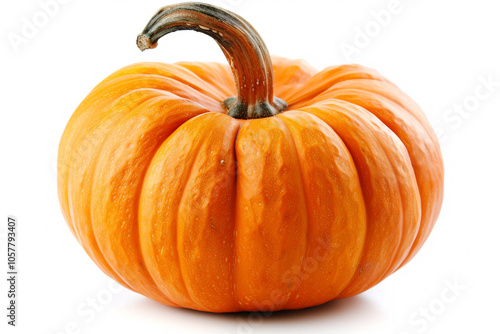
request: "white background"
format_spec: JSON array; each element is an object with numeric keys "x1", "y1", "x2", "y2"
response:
[{"x1": 1, "y1": 0, "x2": 500, "y2": 333}]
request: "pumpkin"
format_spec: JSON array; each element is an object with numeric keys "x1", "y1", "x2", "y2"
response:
[{"x1": 58, "y1": 2, "x2": 444, "y2": 312}]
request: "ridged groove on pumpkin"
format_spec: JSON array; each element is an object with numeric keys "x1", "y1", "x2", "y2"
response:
[
  {"x1": 58, "y1": 66, "x2": 235, "y2": 298},
  {"x1": 139, "y1": 113, "x2": 240, "y2": 311},
  {"x1": 325, "y1": 80, "x2": 443, "y2": 269},
  {"x1": 319, "y1": 88, "x2": 443, "y2": 269},
  {"x1": 285, "y1": 62, "x2": 442, "y2": 277},
  {"x1": 66, "y1": 90, "x2": 164, "y2": 291},
  {"x1": 275, "y1": 116, "x2": 312, "y2": 310},
  {"x1": 90, "y1": 93, "x2": 208, "y2": 306},
  {"x1": 139, "y1": 113, "x2": 210, "y2": 309},
  {"x1": 234, "y1": 117, "x2": 309, "y2": 311},
  {"x1": 175, "y1": 113, "x2": 240, "y2": 311},
  {"x1": 59, "y1": 72, "x2": 223, "y2": 223},
  {"x1": 100, "y1": 63, "x2": 234, "y2": 106},
  {"x1": 277, "y1": 111, "x2": 367, "y2": 307},
  {"x1": 285, "y1": 65, "x2": 387, "y2": 107},
  {"x1": 298, "y1": 99, "x2": 421, "y2": 298}
]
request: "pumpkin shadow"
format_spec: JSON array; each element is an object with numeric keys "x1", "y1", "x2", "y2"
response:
[
  {"x1": 232, "y1": 296, "x2": 380, "y2": 323},
  {"x1": 121, "y1": 294, "x2": 384, "y2": 331},
  {"x1": 217, "y1": 295, "x2": 384, "y2": 326}
]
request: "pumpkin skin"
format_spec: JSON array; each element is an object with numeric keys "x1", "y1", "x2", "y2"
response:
[{"x1": 58, "y1": 4, "x2": 443, "y2": 313}]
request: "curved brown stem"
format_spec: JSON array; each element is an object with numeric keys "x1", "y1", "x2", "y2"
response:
[{"x1": 137, "y1": 2, "x2": 287, "y2": 119}]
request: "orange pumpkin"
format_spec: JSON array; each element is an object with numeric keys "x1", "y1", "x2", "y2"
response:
[{"x1": 58, "y1": 3, "x2": 443, "y2": 312}]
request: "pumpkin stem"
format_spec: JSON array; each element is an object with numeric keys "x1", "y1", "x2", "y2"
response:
[{"x1": 137, "y1": 2, "x2": 287, "y2": 119}]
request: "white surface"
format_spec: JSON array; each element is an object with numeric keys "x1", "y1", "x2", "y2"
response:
[{"x1": 1, "y1": 0, "x2": 499, "y2": 333}]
